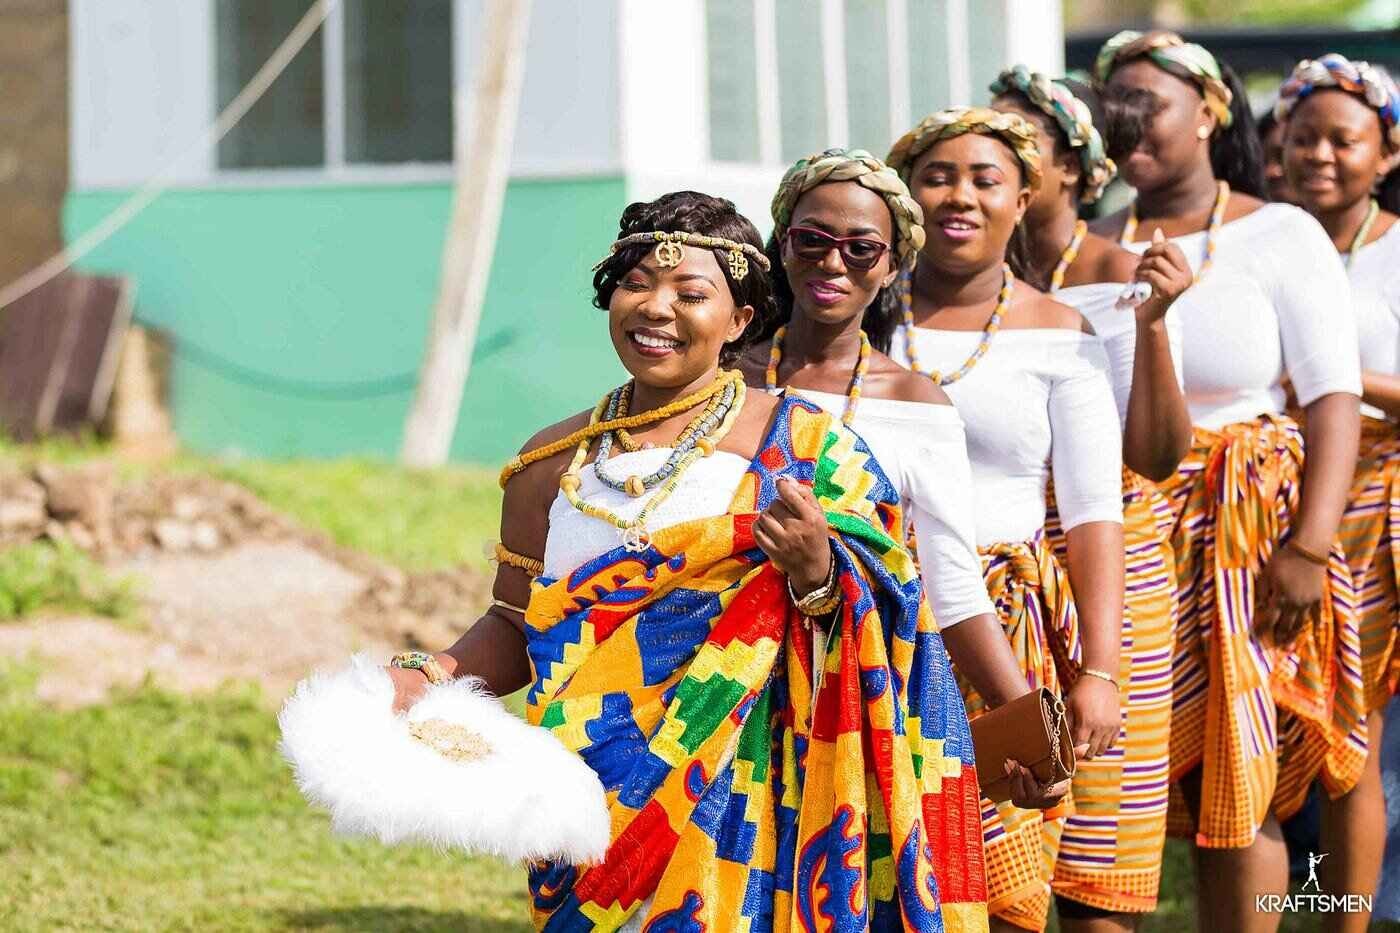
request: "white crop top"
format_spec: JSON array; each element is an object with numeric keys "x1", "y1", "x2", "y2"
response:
[
  {"x1": 542, "y1": 449, "x2": 749, "y2": 580},
  {"x1": 792, "y1": 389, "x2": 996, "y2": 627},
  {"x1": 891, "y1": 328, "x2": 1124, "y2": 547},
  {"x1": 1122, "y1": 203, "x2": 1361, "y2": 430},
  {"x1": 1055, "y1": 283, "x2": 1185, "y2": 428},
  {"x1": 1345, "y1": 223, "x2": 1400, "y2": 421}
]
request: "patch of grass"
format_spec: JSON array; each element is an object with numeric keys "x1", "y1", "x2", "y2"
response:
[
  {"x1": 0, "y1": 540, "x2": 138, "y2": 622},
  {"x1": 193, "y1": 457, "x2": 502, "y2": 572},
  {"x1": 0, "y1": 678, "x2": 530, "y2": 932}
]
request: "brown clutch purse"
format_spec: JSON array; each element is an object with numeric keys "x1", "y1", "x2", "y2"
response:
[{"x1": 969, "y1": 687, "x2": 1077, "y2": 805}]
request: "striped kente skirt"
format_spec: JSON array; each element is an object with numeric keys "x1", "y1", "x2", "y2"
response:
[{"x1": 1158, "y1": 416, "x2": 1367, "y2": 848}]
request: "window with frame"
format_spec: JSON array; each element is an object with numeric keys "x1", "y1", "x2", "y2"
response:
[{"x1": 216, "y1": 0, "x2": 454, "y2": 171}]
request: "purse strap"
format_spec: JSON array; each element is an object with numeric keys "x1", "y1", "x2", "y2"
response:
[{"x1": 1046, "y1": 693, "x2": 1071, "y2": 783}]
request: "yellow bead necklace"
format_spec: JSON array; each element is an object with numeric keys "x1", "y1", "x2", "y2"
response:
[
  {"x1": 900, "y1": 262, "x2": 1013, "y2": 386},
  {"x1": 1121, "y1": 180, "x2": 1229, "y2": 283},
  {"x1": 763, "y1": 326, "x2": 870, "y2": 426},
  {"x1": 1050, "y1": 220, "x2": 1087, "y2": 292}
]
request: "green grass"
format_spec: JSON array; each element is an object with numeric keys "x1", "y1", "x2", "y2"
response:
[
  {"x1": 0, "y1": 540, "x2": 138, "y2": 622},
  {"x1": 0, "y1": 672, "x2": 530, "y2": 933},
  {"x1": 197, "y1": 457, "x2": 501, "y2": 572}
]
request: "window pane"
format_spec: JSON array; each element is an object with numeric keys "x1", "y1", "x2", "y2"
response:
[
  {"x1": 345, "y1": 0, "x2": 453, "y2": 164},
  {"x1": 907, "y1": 0, "x2": 952, "y2": 125},
  {"x1": 216, "y1": 0, "x2": 324, "y2": 169},
  {"x1": 844, "y1": 0, "x2": 889, "y2": 152},
  {"x1": 706, "y1": 0, "x2": 760, "y2": 163},
  {"x1": 775, "y1": 0, "x2": 826, "y2": 161}
]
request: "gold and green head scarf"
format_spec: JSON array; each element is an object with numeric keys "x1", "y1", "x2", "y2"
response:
[
  {"x1": 886, "y1": 106, "x2": 1043, "y2": 193},
  {"x1": 990, "y1": 65, "x2": 1117, "y2": 204},
  {"x1": 1094, "y1": 29, "x2": 1233, "y2": 129},
  {"x1": 770, "y1": 148, "x2": 926, "y2": 269}
]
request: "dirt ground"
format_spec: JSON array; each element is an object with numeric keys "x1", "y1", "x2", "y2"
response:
[{"x1": 0, "y1": 470, "x2": 492, "y2": 707}]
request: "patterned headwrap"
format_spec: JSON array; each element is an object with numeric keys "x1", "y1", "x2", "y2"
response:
[
  {"x1": 990, "y1": 65, "x2": 1117, "y2": 203},
  {"x1": 770, "y1": 148, "x2": 926, "y2": 269},
  {"x1": 1094, "y1": 30, "x2": 1233, "y2": 129},
  {"x1": 1275, "y1": 53, "x2": 1400, "y2": 154},
  {"x1": 886, "y1": 107, "x2": 1043, "y2": 193}
]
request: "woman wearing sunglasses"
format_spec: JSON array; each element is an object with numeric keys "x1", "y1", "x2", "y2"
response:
[
  {"x1": 1093, "y1": 32, "x2": 1364, "y2": 932},
  {"x1": 1277, "y1": 54, "x2": 1400, "y2": 925},
  {"x1": 387, "y1": 190, "x2": 989, "y2": 930},
  {"x1": 886, "y1": 108, "x2": 1126, "y2": 933},
  {"x1": 745, "y1": 148, "x2": 1066, "y2": 813}
]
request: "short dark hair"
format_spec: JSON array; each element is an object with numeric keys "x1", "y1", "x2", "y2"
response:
[{"x1": 591, "y1": 191, "x2": 776, "y2": 366}]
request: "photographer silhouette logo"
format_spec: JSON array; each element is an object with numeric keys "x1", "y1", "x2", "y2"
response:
[{"x1": 1255, "y1": 850, "x2": 1373, "y2": 916}]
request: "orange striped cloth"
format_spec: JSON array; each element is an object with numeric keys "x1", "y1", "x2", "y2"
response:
[
  {"x1": 963, "y1": 534, "x2": 1077, "y2": 931},
  {"x1": 1157, "y1": 416, "x2": 1367, "y2": 848},
  {"x1": 1338, "y1": 416, "x2": 1400, "y2": 712},
  {"x1": 1043, "y1": 469, "x2": 1176, "y2": 915}
]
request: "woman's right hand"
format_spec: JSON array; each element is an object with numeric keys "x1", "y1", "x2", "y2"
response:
[
  {"x1": 388, "y1": 665, "x2": 431, "y2": 713},
  {"x1": 1005, "y1": 758, "x2": 1074, "y2": 810},
  {"x1": 1132, "y1": 228, "x2": 1193, "y2": 326}
]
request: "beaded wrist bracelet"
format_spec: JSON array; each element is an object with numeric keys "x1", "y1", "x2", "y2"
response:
[{"x1": 390, "y1": 651, "x2": 450, "y2": 685}]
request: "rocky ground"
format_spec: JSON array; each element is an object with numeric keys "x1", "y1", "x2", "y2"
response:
[{"x1": 0, "y1": 462, "x2": 491, "y2": 706}]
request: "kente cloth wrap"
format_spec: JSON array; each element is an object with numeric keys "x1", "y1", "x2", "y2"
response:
[
  {"x1": 771, "y1": 148, "x2": 927, "y2": 269},
  {"x1": 522, "y1": 396, "x2": 989, "y2": 932},
  {"x1": 887, "y1": 108, "x2": 1043, "y2": 194},
  {"x1": 1155, "y1": 417, "x2": 1367, "y2": 848},
  {"x1": 1042, "y1": 470, "x2": 1175, "y2": 916},
  {"x1": 1337, "y1": 417, "x2": 1400, "y2": 712},
  {"x1": 989, "y1": 65, "x2": 1117, "y2": 204},
  {"x1": 962, "y1": 534, "x2": 1077, "y2": 931},
  {"x1": 1094, "y1": 30, "x2": 1233, "y2": 129},
  {"x1": 1275, "y1": 53, "x2": 1400, "y2": 154}
]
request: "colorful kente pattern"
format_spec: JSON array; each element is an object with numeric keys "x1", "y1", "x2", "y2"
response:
[
  {"x1": 521, "y1": 397, "x2": 989, "y2": 932},
  {"x1": 1157, "y1": 417, "x2": 1367, "y2": 848}
]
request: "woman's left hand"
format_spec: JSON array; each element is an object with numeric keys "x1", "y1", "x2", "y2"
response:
[
  {"x1": 753, "y1": 476, "x2": 832, "y2": 594},
  {"x1": 1255, "y1": 543, "x2": 1327, "y2": 647}
]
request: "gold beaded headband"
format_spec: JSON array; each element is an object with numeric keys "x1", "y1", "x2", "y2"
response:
[{"x1": 592, "y1": 231, "x2": 772, "y2": 282}]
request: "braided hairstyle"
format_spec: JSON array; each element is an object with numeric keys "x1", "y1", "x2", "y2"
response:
[{"x1": 592, "y1": 191, "x2": 777, "y2": 366}]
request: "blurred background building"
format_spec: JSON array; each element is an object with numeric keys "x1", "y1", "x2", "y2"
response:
[{"x1": 2, "y1": 0, "x2": 1397, "y2": 463}]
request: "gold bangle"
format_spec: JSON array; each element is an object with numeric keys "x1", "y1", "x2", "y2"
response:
[
  {"x1": 391, "y1": 651, "x2": 450, "y2": 686},
  {"x1": 1078, "y1": 667, "x2": 1118, "y2": 687},
  {"x1": 789, "y1": 555, "x2": 841, "y2": 617},
  {"x1": 1286, "y1": 538, "x2": 1330, "y2": 567},
  {"x1": 491, "y1": 597, "x2": 528, "y2": 616}
]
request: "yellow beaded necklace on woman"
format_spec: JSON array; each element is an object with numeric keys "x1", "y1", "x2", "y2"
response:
[
  {"x1": 764, "y1": 326, "x2": 870, "y2": 425},
  {"x1": 1050, "y1": 220, "x2": 1087, "y2": 292},
  {"x1": 500, "y1": 369, "x2": 746, "y2": 552},
  {"x1": 900, "y1": 262, "x2": 1014, "y2": 386},
  {"x1": 1121, "y1": 180, "x2": 1229, "y2": 283}
]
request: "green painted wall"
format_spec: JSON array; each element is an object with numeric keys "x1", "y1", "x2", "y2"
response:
[{"x1": 64, "y1": 176, "x2": 629, "y2": 464}]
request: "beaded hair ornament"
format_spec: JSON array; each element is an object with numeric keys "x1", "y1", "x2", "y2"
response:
[
  {"x1": 592, "y1": 230, "x2": 771, "y2": 282},
  {"x1": 1275, "y1": 53, "x2": 1400, "y2": 154},
  {"x1": 990, "y1": 65, "x2": 1117, "y2": 204},
  {"x1": 770, "y1": 148, "x2": 926, "y2": 268},
  {"x1": 1094, "y1": 30, "x2": 1233, "y2": 129},
  {"x1": 886, "y1": 107, "x2": 1043, "y2": 193}
]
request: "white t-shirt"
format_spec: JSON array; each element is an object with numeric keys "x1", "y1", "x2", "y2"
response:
[
  {"x1": 793, "y1": 389, "x2": 996, "y2": 627},
  {"x1": 1121, "y1": 202, "x2": 1361, "y2": 429},
  {"x1": 1345, "y1": 222, "x2": 1400, "y2": 421},
  {"x1": 1055, "y1": 283, "x2": 1185, "y2": 428},
  {"x1": 891, "y1": 327, "x2": 1124, "y2": 547}
]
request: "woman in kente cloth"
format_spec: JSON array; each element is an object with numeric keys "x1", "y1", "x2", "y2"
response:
[
  {"x1": 886, "y1": 107, "x2": 1127, "y2": 932},
  {"x1": 1093, "y1": 30, "x2": 1365, "y2": 931},
  {"x1": 987, "y1": 66, "x2": 1194, "y2": 928},
  {"x1": 386, "y1": 191, "x2": 989, "y2": 932},
  {"x1": 1277, "y1": 53, "x2": 1400, "y2": 924},
  {"x1": 745, "y1": 148, "x2": 1071, "y2": 813}
]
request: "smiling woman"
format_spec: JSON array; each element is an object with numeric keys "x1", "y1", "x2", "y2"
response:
[
  {"x1": 886, "y1": 109, "x2": 1128, "y2": 933},
  {"x1": 372, "y1": 190, "x2": 990, "y2": 930},
  {"x1": 1094, "y1": 32, "x2": 1366, "y2": 933}
]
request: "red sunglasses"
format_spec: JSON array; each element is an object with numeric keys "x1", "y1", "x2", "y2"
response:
[{"x1": 785, "y1": 226, "x2": 891, "y2": 271}]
